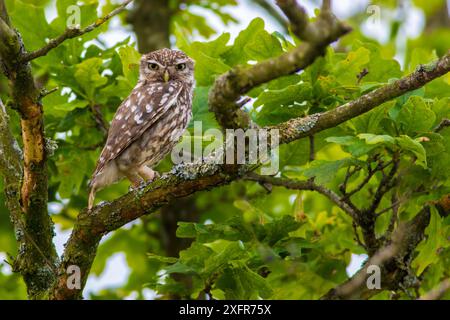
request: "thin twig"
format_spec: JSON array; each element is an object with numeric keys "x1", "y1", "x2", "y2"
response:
[
  {"x1": 20, "y1": 0, "x2": 133, "y2": 62},
  {"x1": 90, "y1": 104, "x2": 109, "y2": 135},
  {"x1": 39, "y1": 86, "x2": 58, "y2": 98},
  {"x1": 434, "y1": 118, "x2": 450, "y2": 132},
  {"x1": 366, "y1": 154, "x2": 399, "y2": 214},
  {"x1": 352, "y1": 221, "x2": 366, "y2": 249},
  {"x1": 345, "y1": 159, "x2": 393, "y2": 199},
  {"x1": 376, "y1": 197, "x2": 403, "y2": 217},
  {"x1": 339, "y1": 165, "x2": 361, "y2": 195},
  {"x1": 244, "y1": 172, "x2": 359, "y2": 220}
]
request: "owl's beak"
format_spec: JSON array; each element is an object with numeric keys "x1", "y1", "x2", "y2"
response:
[{"x1": 163, "y1": 70, "x2": 170, "y2": 82}]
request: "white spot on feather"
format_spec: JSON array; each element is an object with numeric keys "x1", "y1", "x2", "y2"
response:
[{"x1": 134, "y1": 113, "x2": 143, "y2": 124}]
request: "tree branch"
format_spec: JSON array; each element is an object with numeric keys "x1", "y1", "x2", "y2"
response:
[
  {"x1": 321, "y1": 206, "x2": 431, "y2": 299},
  {"x1": 127, "y1": 0, "x2": 170, "y2": 52},
  {"x1": 418, "y1": 278, "x2": 450, "y2": 300},
  {"x1": 0, "y1": 3, "x2": 57, "y2": 299},
  {"x1": 274, "y1": 51, "x2": 450, "y2": 144},
  {"x1": 434, "y1": 118, "x2": 450, "y2": 132},
  {"x1": 50, "y1": 162, "x2": 238, "y2": 299},
  {"x1": 243, "y1": 172, "x2": 359, "y2": 219},
  {"x1": 250, "y1": 0, "x2": 289, "y2": 34},
  {"x1": 20, "y1": 0, "x2": 133, "y2": 62}
]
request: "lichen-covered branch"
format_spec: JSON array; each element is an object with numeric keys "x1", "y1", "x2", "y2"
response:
[
  {"x1": 20, "y1": 0, "x2": 133, "y2": 62},
  {"x1": 208, "y1": 0, "x2": 351, "y2": 129},
  {"x1": 274, "y1": 51, "x2": 450, "y2": 144},
  {"x1": 51, "y1": 162, "x2": 238, "y2": 299}
]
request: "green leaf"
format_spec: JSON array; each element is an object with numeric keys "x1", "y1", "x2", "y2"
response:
[
  {"x1": 413, "y1": 208, "x2": 448, "y2": 275},
  {"x1": 257, "y1": 215, "x2": 303, "y2": 246},
  {"x1": 333, "y1": 47, "x2": 370, "y2": 85},
  {"x1": 6, "y1": 0, "x2": 54, "y2": 51},
  {"x1": 189, "y1": 87, "x2": 220, "y2": 130},
  {"x1": 432, "y1": 97, "x2": 450, "y2": 125},
  {"x1": 352, "y1": 41, "x2": 402, "y2": 82},
  {"x1": 118, "y1": 45, "x2": 141, "y2": 85},
  {"x1": 55, "y1": 147, "x2": 88, "y2": 198},
  {"x1": 350, "y1": 101, "x2": 394, "y2": 134},
  {"x1": 254, "y1": 83, "x2": 311, "y2": 108},
  {"x1": 189, "y1": 33, "x2": 231, "y2": 58},
  {"x1": 216, "y1": 262, "x2": 272, "y2": 299},
  {"x1": 396, "y1": 135, "x2": 428, "y2": 168},
  {"x1": 397, "y1": 96, "x2": 436, "y2": 135},
  {"x1": 303, "y1": 159, "x2": 356, "y2": 184},
  {"x1": 254, "y1": 83, "x2": 312, "y2": 125},
  {"x1": 203, "y1": 241, "x2": 247, "y2": 276},
  {"x1": 224, "y1": 18, "x2": 265, "y2": 65},
  {"x1": 147, "y1": 253, "x2": 178, "y2": 264},
  {"x1": 244, "y1": 30, "x2": 283, "y2": 61},
  {"x1": 74, "y1": 58, "x2": 108, "y2": 100},
  {"x1": 177, "y1": 216, "x2": 253, "y2": 243},
  {"x1": 358, "y1": 133, "x2": 396, "y2": 145}
]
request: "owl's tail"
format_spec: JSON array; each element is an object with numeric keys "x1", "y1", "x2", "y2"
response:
[
  {"x1": 88, "y1": 187, "x2": 96, "y2": 210},
  {"x1": 88, "y1": 179, "x2": 97, "y2": 210}
]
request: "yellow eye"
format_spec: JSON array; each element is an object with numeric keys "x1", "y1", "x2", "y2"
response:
[
  {"x1": 176, "y1": 63, "x2": 186, "y2": 71},
  {"x1": 148, "y1": 63, "x2": 159, "y2": 70}
]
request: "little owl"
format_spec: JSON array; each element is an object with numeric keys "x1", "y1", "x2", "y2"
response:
[{"x1": 88, "y1": 48, "x2": 195, "y2": 209}]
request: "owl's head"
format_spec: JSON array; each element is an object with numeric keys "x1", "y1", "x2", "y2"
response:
[{"x1": 139, "y1": 48, "x2": 195, "y2": 84}]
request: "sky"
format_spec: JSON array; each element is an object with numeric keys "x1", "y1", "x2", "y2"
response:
[{"x1": 0, "y1": 0, "x2": 435, "y2": 299}]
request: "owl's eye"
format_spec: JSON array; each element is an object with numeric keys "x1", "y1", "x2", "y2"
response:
[
  {"x1": 176, "y1": 63, "x2": 186, "y2": 71},
  {"x1": 148, "y1": 63, "x2": 159, "y2": 70}
]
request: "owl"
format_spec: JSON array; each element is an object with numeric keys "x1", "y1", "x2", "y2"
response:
[{"x1": 88, "y1": 48, "x2": 195, "y2": 209}]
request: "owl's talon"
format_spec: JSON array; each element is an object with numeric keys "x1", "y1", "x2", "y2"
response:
[{"x1": 138, "y1": 166, "x2": 159, "y2": 182}]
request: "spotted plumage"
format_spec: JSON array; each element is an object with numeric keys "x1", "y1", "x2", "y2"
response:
[{"x1": 88, "y1": 48, "x2": 195, "y2": 209}]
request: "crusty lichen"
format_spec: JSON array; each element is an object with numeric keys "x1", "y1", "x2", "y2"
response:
[
  {"x1": 295, "y1": 113, "x2": 320, "y2": 133},
  {"x1": 171, "y1": 161, "x2": 221, "y2": 180}
]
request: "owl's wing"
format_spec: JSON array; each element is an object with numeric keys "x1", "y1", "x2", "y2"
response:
[{"x1": 93, "y1": 81, "x2": 184, "y2": 176}]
